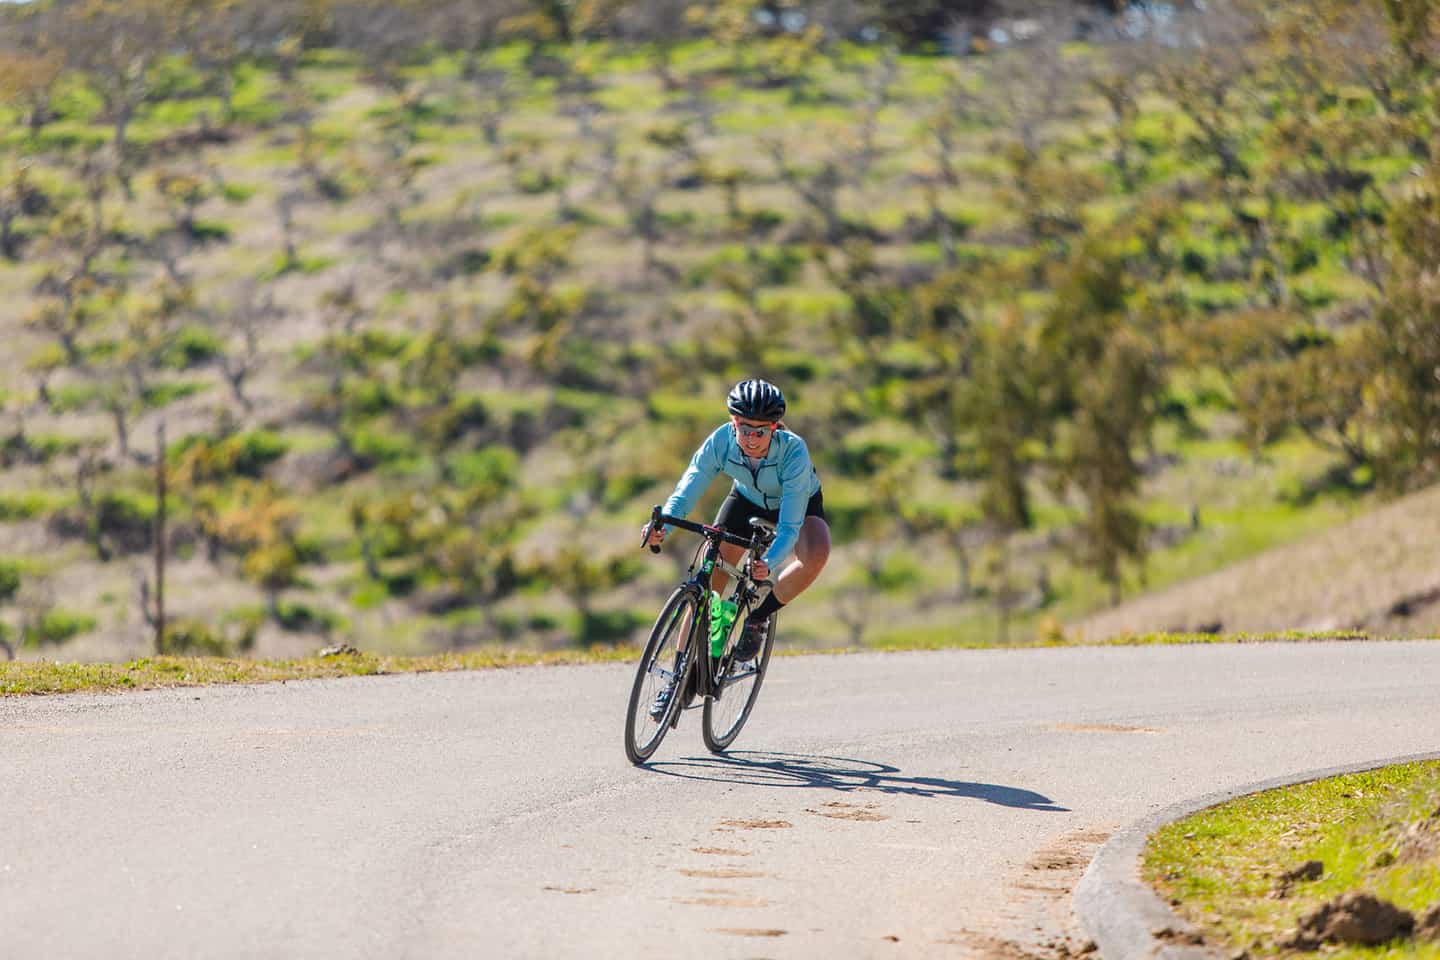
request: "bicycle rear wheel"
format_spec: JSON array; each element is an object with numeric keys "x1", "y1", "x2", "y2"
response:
[
  {"x1": 624, "y1": 587, "x2": 700, "y2": 765},
  {"x1": 701, "y1": 614, "x2": 776, "y2": 753}
]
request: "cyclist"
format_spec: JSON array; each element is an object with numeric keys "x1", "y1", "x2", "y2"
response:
[{"x1": 644, "y1": 378, "x2": 831, "y2": 667}]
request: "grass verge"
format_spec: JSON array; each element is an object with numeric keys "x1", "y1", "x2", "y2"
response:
[
  {"x1": 1144, "y1": 760, "x2": 1440, "y2": 958},
  {"x1": 0, "y1": 648, "x2": 638, "y2": 696},
  {"x1": 0, "y1": 630, "x2": 1409, "y2": 696}
]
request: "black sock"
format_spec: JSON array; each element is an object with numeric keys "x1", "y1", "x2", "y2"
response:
[{"x1": 749, "y1": 592, "x2": 784, "y2": 622}]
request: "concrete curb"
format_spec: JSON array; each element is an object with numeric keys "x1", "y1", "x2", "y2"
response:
[{"x1": 1073, "y1": 750, "x2": 1440, "y2": 960}]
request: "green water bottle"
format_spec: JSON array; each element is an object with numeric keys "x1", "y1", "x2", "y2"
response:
[{"x1": 709, "y1": 590, "x2": 738, "y2": 657}]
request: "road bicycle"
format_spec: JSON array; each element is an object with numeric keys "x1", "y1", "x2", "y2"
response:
[{"x1": 624, "y1": 505, "x2": 778, "y2": 765}]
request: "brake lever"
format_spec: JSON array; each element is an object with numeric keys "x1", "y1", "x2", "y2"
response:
[{"x1": 641, "y1": 506, "x2": 662, "y2": 554}]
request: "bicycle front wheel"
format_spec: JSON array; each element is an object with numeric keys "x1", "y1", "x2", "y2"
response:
[
  {"x1": 624, "y1": 587, "x2": 700, "y2": 765},
  {"x1": 701, "y1": 614, "x2": 776, "y2": 753}
]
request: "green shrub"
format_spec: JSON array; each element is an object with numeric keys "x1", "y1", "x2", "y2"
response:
[
  {"x1": 171, "y1": 429, "x2": 290, "y2": 482},
  {"x1": 262, "y1": 252, "x2": 336, "y2": 278},
  {"x1": 445, "y1": 446, "x2": 518, "y2": 489},
  {"x1": 160, "y1": 325, "x2": 224, "y2": 369},
  {"x1": 578, "y1": 608, "x2": 649, "y2": 645},
  {"x1": 162, "y1": 612, "x2": 261, "y2": 656},
  {"x1": 188, "y1": 220, "x2": 232, "y2": 242},
  {"x1": 274, "y1": 600, "x2": 344, "y2": 634},
  {"x1": 49, "y1": 384, "x2": 100, "y2": 413},
  {"x1": 142, "y1": 380, "x2": 207, "y2": 409},
  {"x1": 220, "y1": 182, "x2": 257, "y2": 204},
  {"x1": 23, "y1": 609, "x2": 97, "y2": 647},
  {"x1": 0, "y1": 559, "x2": 20, "y2": 602},
  {"x1": 688, "y1": 244, "x2": 807, "y2": 288},
  {"x1": 224, "y1": 430, "x2": 289, "y2": 477},
  {"x1": 343, "y1": 379, "x2": 400, "y2": 417},
  {"x1": 31, "y1": 123, "x2": 105, "y2": 154},
  {"x1": 1, "y1": 432, "x2": 82, "y2": 466},
  {"x1": 874, "y1": 552, "x2": 923, "y2": 592},
  {"x1": 441, "y1": 247, "x2": 490, "y2": 277},
  {"x1": 0, "y1": 492, "x2": 61, "y2": 521},
  {"x1": 95, "y1": 492, "x2": 155, "y2": 551},
  {"x1": 346, "y1": 423, "x2": 420, "y2": 465},
  {"x1": 350, "y1": 580, "x2": 389, "y2": 609},
  {"x1": 515, "y1": 169, "x2": 562, "y2": 194}
]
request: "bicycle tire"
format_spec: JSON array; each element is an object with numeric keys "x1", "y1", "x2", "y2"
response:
[
  {"x1": 701, "y1": 614, "x2": 776, "y2": 754},
  {"x1": 624, "y1": 587, "x2": 700, "y2": 765}
]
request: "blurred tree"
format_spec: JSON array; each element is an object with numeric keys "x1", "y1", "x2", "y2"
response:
[
  {"x1": 48, "y1": 0, "x2": 180, "y2": 186},
  {"x1": 154, "y1": 167, "x2": 214, "y2": 243},
  {"x1": 211, "y1": 479, "x2": 303, "y2": 620},
  {"x1": 613, "y1": 156, "x2": 674, "y2": 280},
  {"x1": 176, "y1": 0, "x2": 295, "y2": 127},
  {"x1": 215, "y1": 283, "x2": 283, "y2": 415},
  {"x1": 543, "y1": 544, "x2": 642, "y2": 644},
  {"x1": 0, "y1": 48, "x2": 64, "y2": 137},
  {"x1": 0, "y1": 559, "x2": 20, "y2": 660},
  {"x1": 354, "y1": 447, "x2": 530, "y2": 641},
  {"x1": 331, "y1": 0, "x2": 437, "y2": 100},
  {"x1": 1081, "y1": 40, "x2": 1152, "y2": 194},
  {"x1": 765, "y1": 138, "x2": 846, "y2": 242},
  {"x1": 97, "y1": 280, "x2": 194, "y2": 461},
  {"x1": 1371, "y1": 158, "x2": 1440, "y2": 488},
  {"x1": 1040, "y1": 241, "x2": 1165, "y2": 606}
]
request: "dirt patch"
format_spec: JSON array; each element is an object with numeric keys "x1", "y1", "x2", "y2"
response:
[
  {"x1": 1152, "y1": 926, "x2": 1206, "y2": 946},
  {"x1": 1271, "y1": 859, "x2": 1324, "y2": 899},
  {"x1": 675, "y1": 896, "x2": 771, "y2": 908},
  {"x1": 679, "y1": 867, "x2": 766, "y2": 879},
  {"x1": 1418, "y1": 905, "x2": 1440, "y2": 941},
  {"x1": 711, "y1": 927, "x2": 786, "y2": 936},
  {"x1": 806, "y1": 801, "x2": 888, "y2": 822},
  {"x1": 1396, "y1": 815, "x2": 1440, "y2": 864},
  {"x1": 1025, "y1": 829, "x2": 1111, "y2": 873},
  {"x1": 1286, "y1": 892, "x2": 1415, "y2": 950},
  {"x1": 720, "y1": 818, "x2": 792, "y2": 830},
  {"x1": 998, "y1": 829, "x2": 1113, "y2": 951},
  {"x1": 1051, "y1": 723, "x2": 1164, "y2": 734},
  {"x1": 692, "y1": 847, "x2": 751, "y2": 856},
  {"x1": 943, "y1": 930, "x2": 1094, "y2": 960},
  {"x1": 1027, "y1": 850, "x2": 1084, "y2": 871}
]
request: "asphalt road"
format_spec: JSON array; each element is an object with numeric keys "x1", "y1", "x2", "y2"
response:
[{"x1": 3, "y1": 641, "x2": 1439, "y2": 960}]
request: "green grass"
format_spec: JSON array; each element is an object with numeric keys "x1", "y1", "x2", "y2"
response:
[
  {"x1": 0, "y1": 631, "x2": 1408, "y2": 696},
  {"x1": 0, "y1": 649, "x2": 638, "y2": 696},
  {"x1": 1145, "y1": 760, "x2": 1440, "y2": 958}
]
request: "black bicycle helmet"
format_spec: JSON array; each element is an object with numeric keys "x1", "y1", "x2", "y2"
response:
[{"x1": 726, "y1": 378, "x2": 786, "y2": 421}]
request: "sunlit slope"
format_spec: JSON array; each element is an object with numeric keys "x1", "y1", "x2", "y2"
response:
[{"x1": 1073, "y1": 483, "x2": 1440, "y2": 641}]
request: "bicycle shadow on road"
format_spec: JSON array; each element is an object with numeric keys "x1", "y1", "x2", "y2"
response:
[{"x1": 646, "y1": 751, "x2": 1067, "y2": 811}]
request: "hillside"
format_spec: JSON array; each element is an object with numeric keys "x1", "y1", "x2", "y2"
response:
[
  {"x1": 1074, "y1": 482, "x2": 1440, "y2": 641},
  {"x1": 0, "y1": 0, "x2": 1436, "y2": 661}
]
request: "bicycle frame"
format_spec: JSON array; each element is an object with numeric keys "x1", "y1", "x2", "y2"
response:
[{"x1": 643, "y1": 506, "x2": 772, "y2": 706}]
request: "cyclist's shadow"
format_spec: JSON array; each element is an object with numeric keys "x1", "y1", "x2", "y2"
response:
[{"x1": 646, "y1": 751, "x2": 1067, "y2": 811}]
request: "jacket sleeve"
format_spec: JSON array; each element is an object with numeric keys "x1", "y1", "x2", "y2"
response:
[
  {"x1": 763, "y1": 437, "x2": 814, "y2": 568},
  {"x1": 662, "y1": 426, "x2": 726, "y2": 527}
]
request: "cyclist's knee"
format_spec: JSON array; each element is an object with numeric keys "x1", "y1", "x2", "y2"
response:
[{"x1": 798, "y1": 519, "x2": 831, "y2": 567}]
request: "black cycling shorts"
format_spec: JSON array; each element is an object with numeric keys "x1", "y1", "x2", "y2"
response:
[{"x1": 714, "y1": 487, "x2": 826, "y2": 541}]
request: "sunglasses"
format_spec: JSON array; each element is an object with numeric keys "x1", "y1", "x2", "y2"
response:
[{"x1": 734, "y1": 421, "x2": 774, "y2": 438}]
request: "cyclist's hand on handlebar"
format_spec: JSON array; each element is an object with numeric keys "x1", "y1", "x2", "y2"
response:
[
  {"x1": 750, "y1": 558, "x2": 770, "y2": 581},
  {"x1": 643, "y1": 524, "x2": 666, "y2": 549}
]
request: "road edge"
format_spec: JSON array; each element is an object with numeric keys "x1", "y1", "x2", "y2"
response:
[{"x1": 1072, "y1": 749, "x2": 1440, "y2": 960}]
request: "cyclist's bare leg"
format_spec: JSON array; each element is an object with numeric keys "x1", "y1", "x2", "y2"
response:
[{"x1": 773, "y1": 516, "x2": 831, "y2": 604}]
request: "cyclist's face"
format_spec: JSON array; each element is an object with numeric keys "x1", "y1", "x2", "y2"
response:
[{"x1": 731, "y1": 416, "x2": 775, "y2": 454}]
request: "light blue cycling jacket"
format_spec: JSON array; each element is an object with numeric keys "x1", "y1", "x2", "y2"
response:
[{"x1": 662, "y1": 423, "x2": 821, "y2": 568}]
